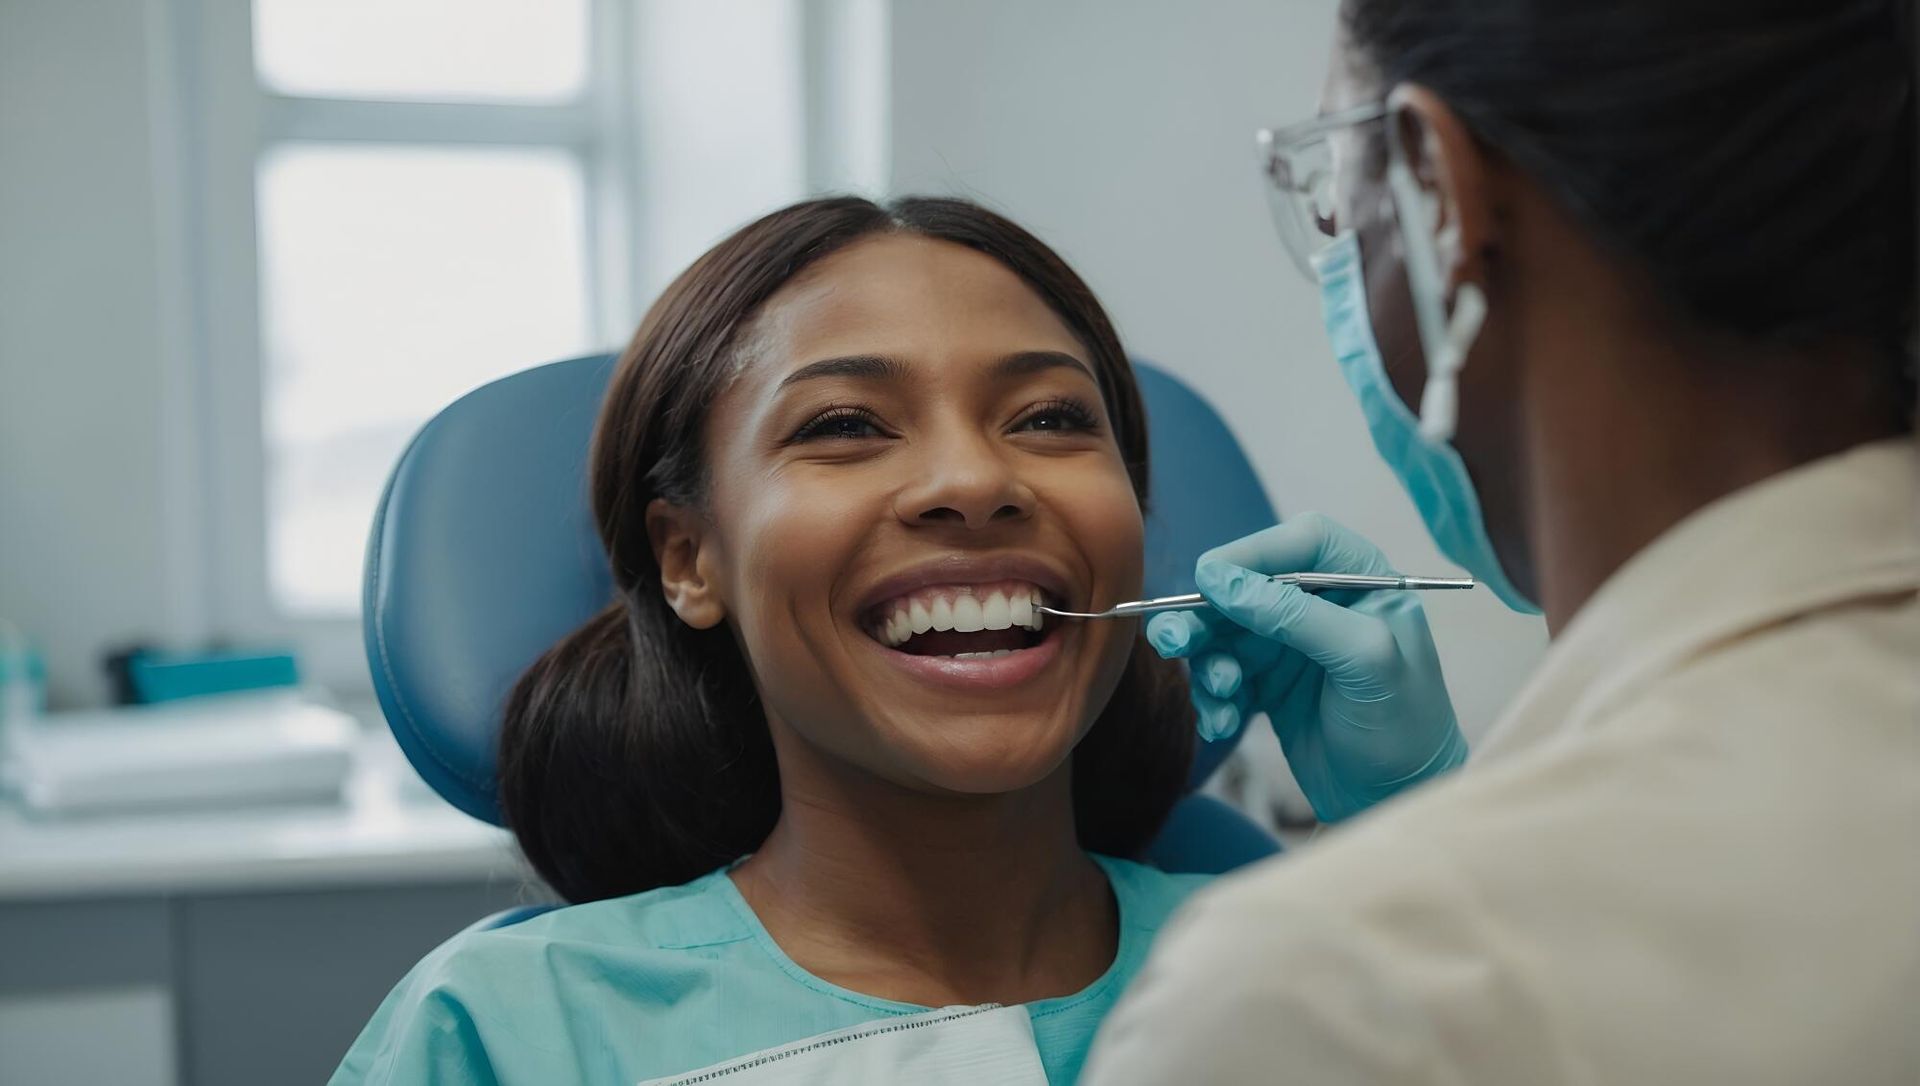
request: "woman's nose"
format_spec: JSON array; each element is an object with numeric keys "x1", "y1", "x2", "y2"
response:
[{"x1": 895, "y1": 435, "x2": 1036, "y2": 530}]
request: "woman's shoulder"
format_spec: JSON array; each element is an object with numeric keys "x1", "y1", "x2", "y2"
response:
[
  {"x1": 397, "y1": 867, "x2": 763, "y2": 999},
  {"x1": 330, "y1": 868, "x2": 757, "y2": 1084},
  {"x1": 474, "y1": 866, "x2": 755, "y2": 953}
]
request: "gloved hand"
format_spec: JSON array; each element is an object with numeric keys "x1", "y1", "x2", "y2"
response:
[{"x1": 1148, "y1": 513, "x2": 1467, "y2": 823}]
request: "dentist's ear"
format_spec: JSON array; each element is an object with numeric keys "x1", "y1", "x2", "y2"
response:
[
  {"x1": 646, "y1": 498, "x2": 728, "y2": 630},
  {"x1": 1386, "y1": 84, "x2": 1500, "y2": 295}
]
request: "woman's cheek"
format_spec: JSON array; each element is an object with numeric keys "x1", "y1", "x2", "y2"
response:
[
  {"x1": 725, "y1": 474, "x2": 873, "y2": 651},
  {"x1": 1062, "y1": 468, "x2": 1146, "y2": 597},
  {"x1": 1058, "y1": 467, "x2": 1146, "y2": 704}
]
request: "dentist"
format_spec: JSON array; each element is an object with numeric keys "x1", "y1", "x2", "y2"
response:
[{"x1": 1088, "y1": 0, "x2": 1919, "y2": 1081}]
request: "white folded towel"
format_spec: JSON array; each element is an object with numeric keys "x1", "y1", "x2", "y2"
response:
[{"x1": 1, "y1": 692, "x2": 356, "y2": 816}]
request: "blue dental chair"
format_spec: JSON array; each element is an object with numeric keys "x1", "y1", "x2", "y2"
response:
[{"x1": 364, "y1": 354, "x2": 1281, "y2": 925}]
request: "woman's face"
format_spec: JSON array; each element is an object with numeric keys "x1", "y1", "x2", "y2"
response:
[{"x1": 673, "y1": 234, "x2": 1143, "y2": 797}]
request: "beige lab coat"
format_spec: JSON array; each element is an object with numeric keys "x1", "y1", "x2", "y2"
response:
[{"x1": 1086, "y1": 439, "x2": 1920, "y2": 1085}]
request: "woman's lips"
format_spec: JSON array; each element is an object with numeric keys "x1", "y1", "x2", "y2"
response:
[
  {"x1": 848, "y1": 554, "x2": 1080, "y2": 691},
  {"x1": 863, "y1": 621, "x2": 1066, "y2": 691}
]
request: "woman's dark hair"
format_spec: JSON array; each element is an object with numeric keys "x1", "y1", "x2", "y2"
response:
[
  {"x1": 1344, "y1": 0, "x2": 1917, "y2": 408},
  {"x1": 500, "y1": 196, "x2": 1195, "y2": 904}
]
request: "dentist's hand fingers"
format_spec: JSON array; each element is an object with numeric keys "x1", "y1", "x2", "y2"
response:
[
  {"x1": 1154, "y1": 608, "x2": 1315, "y2": 729},
  {"x1": 1193, "y1": 652, "x2": 1243, "y2": 700},
  {"x1": 1189, "y1": 684, "x2": 1248, "y2": 743},
  {"x1": 1203, "y1": 622, "x2": 1296, "y2": 675},
  {"x1": 1146, "y1": 610, "x2": 1214, "y2": 659},
  {"x1": 1201, "y1": 512, "x2": 1400, "y2": 579},
  {"x1": 1152, "y1": 512, "x2": 1399, "y2": 660},
  {"x1": 1196, "y1": 558, "x2": 1402, "y2": 689},
  {"x1": 1148, "y1": 604, "x2": 1301, "y2": 671}
]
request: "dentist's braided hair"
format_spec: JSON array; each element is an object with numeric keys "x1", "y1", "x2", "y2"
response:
[
  {"x1": 500, "y1": 197, "x2": 1195, "y2": 904},
  {"x1": 1345, "y1": 0, "x2": 1917, "y2": 416}
]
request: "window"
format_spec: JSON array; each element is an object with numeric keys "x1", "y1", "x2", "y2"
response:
[
  {"x1": 253, "y1": 0, "x2": 590, "y2": 103},
  {"x1": 250, "y1": 1, "x2": 601, "y2": 617},
  {"x1": 256, "y1": 145, "x2": 592, "y2": 613},
  {"x1": 189, "y1": 0, "x2": 875, "y2": 689}
]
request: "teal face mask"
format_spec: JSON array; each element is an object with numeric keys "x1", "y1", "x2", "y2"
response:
[{"x1": 1310, "y1": 231, "x2": 1542, "y2": 614}]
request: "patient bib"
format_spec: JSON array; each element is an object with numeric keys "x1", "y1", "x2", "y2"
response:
[{"x1": 636, "y1": 1004, "x2": 1048, "y2": 1086}]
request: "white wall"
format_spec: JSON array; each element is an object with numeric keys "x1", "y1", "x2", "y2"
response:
[
  {"x1": 886, "y1": 0, "x2": 1547, "y2": 734},
  {"x1": 0, "y1": 0, "x2": 204, "y2": 709}
]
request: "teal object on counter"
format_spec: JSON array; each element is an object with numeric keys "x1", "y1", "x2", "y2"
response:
[
  {"x1": 330, "y1": 855, "x2": 1211, "y2": 1086},
  {"x1": 0, "y1": 646, "x2": 44, "y2": 687},
  {"x1": 0, "y1": 644, "x2": 45, "y2": 718},
  {"x1": 123, "y1": 649, "x2": 300, "y2": 704}
]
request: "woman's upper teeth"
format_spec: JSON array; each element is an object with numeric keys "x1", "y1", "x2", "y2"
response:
[{"x1": 872, "y1": 582, "x2": 1047, "y2": 647}]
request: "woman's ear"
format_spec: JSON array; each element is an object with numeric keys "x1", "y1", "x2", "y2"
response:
[
  {"x1": 1388, "y1": 83, "x2": 1500, "y2": 296},
  {"x1": 646, "y1": 498, "x2": 728, "y2": 630}
]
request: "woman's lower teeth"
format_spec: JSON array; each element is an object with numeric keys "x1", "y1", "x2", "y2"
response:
[{"x1": 950, "y1": 649, "x2": 1016, "y2": 659}]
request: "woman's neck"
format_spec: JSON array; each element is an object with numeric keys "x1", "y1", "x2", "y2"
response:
[{"x1": 729, "y1": 735, "x2": 1116, "y2": 1008}]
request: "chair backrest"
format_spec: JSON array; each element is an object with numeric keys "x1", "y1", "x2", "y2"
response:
[{"x1": 364, "y1": 355, "x2": 1281, "y2": 870}]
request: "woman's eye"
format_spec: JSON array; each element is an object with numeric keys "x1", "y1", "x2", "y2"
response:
[
  {"x1": 791, "y1": 408, "x2": 887, "y2": 442},
  {"x1": 1013, "y1": 399, "x2": 1100, "y2": 434}
]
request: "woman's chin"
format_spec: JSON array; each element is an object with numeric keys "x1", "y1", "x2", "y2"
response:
[{"x1": 885, "y1": 716, "x2": 1084, "y2": 797}]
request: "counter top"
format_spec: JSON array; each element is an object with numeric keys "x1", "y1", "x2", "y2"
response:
[{"x1": 0, "y1": 726, "x2": 531, "y2": 901}]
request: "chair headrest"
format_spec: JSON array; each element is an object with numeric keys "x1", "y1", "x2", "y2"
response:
[{"x1": 365, "y1": 355, "x2": 1277, "y2": 824}]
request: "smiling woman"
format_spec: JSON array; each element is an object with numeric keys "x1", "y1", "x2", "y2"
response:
[
  {"x1": 331, "y1": 198, "x2": 1201, "y2": 1085},
  {"x1": 509, "y1": 198, "x2": 1191, "y2": 902}
]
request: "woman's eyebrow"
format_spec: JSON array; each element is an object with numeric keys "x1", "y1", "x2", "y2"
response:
[
  {"x1": 992, "y1": 350, "x2": 1095, "y2": 382},
  {"x1": 777, "y1": 354, "x2": 909, "y2": 390},
  {"x1": 775, "y1": 349, "x2": 1094, "y2": 392}
]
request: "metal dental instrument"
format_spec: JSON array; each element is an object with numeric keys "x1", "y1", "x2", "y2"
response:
[{"x1": 1035, "y1": 573, "x2": 1476, "y2": 620}]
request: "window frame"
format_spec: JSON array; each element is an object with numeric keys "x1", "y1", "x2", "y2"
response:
[
  {"x1": 183, "y1": 0, "x2": 886, "y2": 695},
  {"x1": 191, "y1": 0, "x2": 643, "y2": 692}
]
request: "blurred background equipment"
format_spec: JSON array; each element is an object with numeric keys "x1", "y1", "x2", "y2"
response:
[
  {"x1": 104, "y1": 644, "x2": 300, "y2": 705},
  {"x1": 0, "y1": 618, "x2": 46, "y2": 729},
  {"x1": 2, "y1": 690, "x2": 352, "y2": 817}
]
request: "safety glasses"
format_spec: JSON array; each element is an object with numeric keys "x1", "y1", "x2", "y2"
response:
[{"x1": 1255, "y1": 102, "x2": 1388, "y2": 279}]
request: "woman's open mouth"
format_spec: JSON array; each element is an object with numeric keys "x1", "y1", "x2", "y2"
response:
[
  {"x1": 867, "y1": 581, "x2": 1048, "y2": 655},
  {"x1": 860, "y1": 580, "x2": 1064, "y2": 690}
]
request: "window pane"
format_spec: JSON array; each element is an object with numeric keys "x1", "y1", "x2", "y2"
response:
[
  {"x1": 254, "y1": 0, "x2": 588, "y2": 102},
  {"x1": 257, "y1": 144, "x2": 592, "y2": 615}
]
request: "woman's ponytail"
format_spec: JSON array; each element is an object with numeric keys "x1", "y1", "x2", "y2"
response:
[{"x1": 499, "y1": 589, "x2": 776, "y2": 904}]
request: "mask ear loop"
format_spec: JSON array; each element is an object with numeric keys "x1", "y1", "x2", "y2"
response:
[
  {"x1": 1420, "y1": 284, "x2": 1486, "y2": 443},
  {"x1": 1383, "y1": 106, "x2": 1487, "y2": 444}
]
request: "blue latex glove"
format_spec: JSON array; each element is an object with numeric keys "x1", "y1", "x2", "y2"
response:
[{"x1": 1148, "y1": 513, "x2": 1468, "y2": 822}]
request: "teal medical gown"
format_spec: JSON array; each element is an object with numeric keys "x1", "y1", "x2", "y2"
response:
[{"x1": 332, "y1": 854, "x2": 1211, "y2": 1085}]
